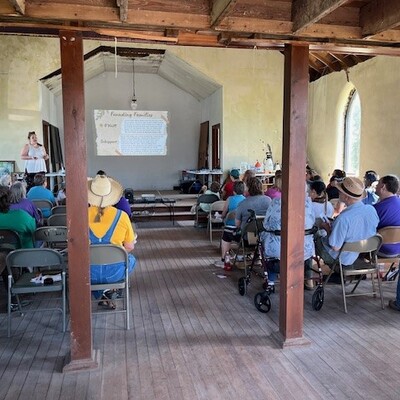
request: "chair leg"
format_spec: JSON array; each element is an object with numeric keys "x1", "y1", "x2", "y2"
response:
[
  {"x1": 339, "y1": 265, "x2": 348, "y2": 313},
  {"x1": 376, "y1": 272, "x2": 385, "y2": 309},
  {"x1": 7, "y1": 276, "x2": 11, "y2": 338}
]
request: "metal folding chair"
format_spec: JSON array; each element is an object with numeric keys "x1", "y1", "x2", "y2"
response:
[
  {"x1": 324, "y1": 234, "x2": 384, "y2": 313},
  {"x1": 51, "y1": 205, "x2": 67, "y2": 214},
  {"x1": 377, "y1": 226, "x2": 400, "y2": 281},
  {"x1": 90, "y1": 244, "x2": 131, "y2": 330},
  {"x1": 195, "y1": 193, "x2": 219, "y2": 227},
  {"x1": 207, "y1": 200, "x2": 226, "y2": 242},
  {"x1": 47, "y1": 213, "x2": 67, "y2": 226},
  {"x1": 6, "y1": 248, "x2": 66, "y2": 337}
]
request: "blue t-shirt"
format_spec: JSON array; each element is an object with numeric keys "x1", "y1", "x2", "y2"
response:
[
  {"x1": 374, "y1": 195, "x2": 400, "y2": 255},
  {"x1": 27, "y1": 186, "x2": 56, "y2": 218},
  {"x1": 225, "y1": 194, "x2": 245, "y2": 226},
  {"x1": 323, "y1": 201, "x2": 379, "y2": 265}
]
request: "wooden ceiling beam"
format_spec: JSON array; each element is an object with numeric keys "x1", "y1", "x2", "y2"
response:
[
  {"x1": 25, "y1": 3, "x2": 210, "y2": 30},
  {"x1": 360, "y1": 0, "x2": 400, "y2": 37},
  {"x1": 329, "y1": 52, "x2": 351, "y2": 69},
  {"x1": 116, "y1": 0, "x2": 128, "y2": 23},
  {"x1": 210, "y1": 0, "x2": 238, "y2": 28},
  {"x1": 8, "y1": 0, "x2": 24, "y2": 15},
  {"x1": 310, "y1": 52, "x2": 338, "y2": 72},
  {"x1": 292, "y1": 0, "x2": 348, "y2": 34}
]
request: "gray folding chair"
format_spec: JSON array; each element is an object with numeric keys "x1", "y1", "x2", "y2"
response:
[
  {"x1": 195, "y1": 193, "x2": 219, "y2": 227},
  {"x1": 6, "y1": 248, "x2": 66, "y2": 337},
  {"x1": 31, "y1": 199, "x2": 54, "y2": 221},
  {"x1": 377, "y1": 226, "x2": 400, "y2": 281},
  {"x1": 51, "y1": 205, "x2": 67, "y2": 214},
  {"x1": 90, "y1": 244, "x2": 131, "y2": 330},
  {"x1": 207, "y1": 200, "x2": 226, "y2": 242},
  {"x1": 34, "y1": 226, "x2": 68, "y2": 251},
  {"x1": 47, "y1": 213, "x2": 67, "y2": 226},
  {"x1": 324, "y1": 234, "x2": 384, "y2": 313}
]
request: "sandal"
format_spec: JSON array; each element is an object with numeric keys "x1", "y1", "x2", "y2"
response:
[{"x1": 98, "y1": 293, "x2": 116, "y2": 309}]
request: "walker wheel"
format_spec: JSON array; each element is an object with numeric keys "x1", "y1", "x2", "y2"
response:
[
  {"x1": 254, "y1": 292, "x2": 271, "y2": 313},
  {"x1": 312, "y1": 286, "x2": 324, "y2": 311},
  {"x1": 238, "y1": 277, "x2": 247, "y2": 296}
]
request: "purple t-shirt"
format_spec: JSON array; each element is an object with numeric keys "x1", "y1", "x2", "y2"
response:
[
  {"x1": 114, "y1": 196, "x2": 132, "y2": 218},
  {"x1": 10, "y1": 198, "x2": 40, "y2": 225},
  {"x1": 374, "y1": 195, "x2": 400, "y2": 255}
]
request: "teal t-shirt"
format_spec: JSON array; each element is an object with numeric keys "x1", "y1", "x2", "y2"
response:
[{"x1": 0, "y1": 209, "x2": 36, "y2": 248}]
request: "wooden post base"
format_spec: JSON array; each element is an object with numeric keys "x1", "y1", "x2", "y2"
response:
[{"x1": 62, "y1": 349, "x2": 100, "y2": 373}]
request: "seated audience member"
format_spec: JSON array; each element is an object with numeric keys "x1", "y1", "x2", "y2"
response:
[
  {"x1": 315, "y1": 177, "x2": 379, "y2": 268},
  {"x1": 362, "y1": 170, "x2": 379, "y2": 205},
  {"x1": 242, "y1": 169, "x2": 255, "y2": 196},
  {"x1": 0, "y1": 185, "x2": 36, "y2": 307},
  {"x1": 0, "y1": 174, "x2": 11, "y2": 188},
  {"x1": 235, "y1": 177, "x2": 271, "y2": 230},
  {"x1": 56, "y1": 182, "x2": 66, "y2": 205},
  {"x1": 221, "y1": 169, "x2": 240, "y2": 200},
  {"x1": 262, "y1": 184, "x2": 315, "y2": 289},
  {"x1": 374, "y1": 175, "x2": 400, "y2": 256},
  {"x1": 9, "y1": 182, "x2": 41, "y2": 225},
  {"x1": 88, "y1": 174, "x2": 137, "y2": 302},
  {"x1": 0, "y1": 185, "x2": 36, "y2": 249},
  {"x1": 96, "y1": 170, "x2": 132, "y2": 218},
  {"x1": 309, "y1": 180, "x2": 334, "y2": 221},
  {"x1": 198, "y1": 181, "x2": 221, "y2": 213},
  {"x1": 215, "y1": 181, "x2": 246, "y2": 267},
  {"x1": 26, "y1": 173, "x2": 56, "y2": 218},
  {"x1": 265, "y1": 170, "x2": 282, "y2": 199},
  {"x1": 326, "y1": 169, "x2": 346, "y2": 200}
]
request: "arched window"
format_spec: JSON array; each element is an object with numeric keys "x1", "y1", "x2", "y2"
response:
[{"x1": 343, "y1": 89, "x2": 361, "y2": 175}]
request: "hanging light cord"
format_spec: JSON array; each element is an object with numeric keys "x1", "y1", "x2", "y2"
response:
[{"x1": 132, "y1": 58, "x2": 136, "y2": 99}]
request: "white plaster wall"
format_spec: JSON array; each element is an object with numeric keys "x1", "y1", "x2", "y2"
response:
[
  {"x1": 0, "y1": 36, "x2": 60, "y2": 172},
  {"x1": 308, "y1": 56, "x2": 400, "y2": 181},
  {"x1": 81, "y1": 71, "x2": 202, "y2": 189}
]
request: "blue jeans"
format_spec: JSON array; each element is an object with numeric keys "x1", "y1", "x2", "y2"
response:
[
  {"x1": 91, "y1": 254, "x2": 136, "y2": 299},
  {"x1": 396, "y1": 278, "x2": 400, "y2": 306}
]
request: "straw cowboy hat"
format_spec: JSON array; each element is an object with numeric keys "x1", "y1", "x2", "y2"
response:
[
  {"x1": 87, "y1": 174, "x2": 123, "y2": 207},
  {"x1": 336, "y1": 176, "x2": 366, "y2": 199}
]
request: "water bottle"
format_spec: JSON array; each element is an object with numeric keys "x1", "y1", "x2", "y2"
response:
[{"x1": 224, "y1": 251, "x2": 232, "y2": 271}]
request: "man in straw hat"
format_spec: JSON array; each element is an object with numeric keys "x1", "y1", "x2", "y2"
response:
[
  {"x1": 315, "y1": 176, "x2": 379, "y2": 268},
  {"x1": 88, "y1": 174, "x2": 137, "y2": 305}
]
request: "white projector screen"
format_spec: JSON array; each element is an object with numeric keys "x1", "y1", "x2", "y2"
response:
[{"x1": 94, "y1": 110, "x2": 169, "y2": 156}]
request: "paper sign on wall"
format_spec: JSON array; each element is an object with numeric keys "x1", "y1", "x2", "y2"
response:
[{"x1": 94, "y1": 110, "x2": 169, "y2": 156}]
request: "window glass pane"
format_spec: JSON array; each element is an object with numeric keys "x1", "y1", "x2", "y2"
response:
[{"x1": 344, "y1": 90, "x2": 361, "y2": 175}]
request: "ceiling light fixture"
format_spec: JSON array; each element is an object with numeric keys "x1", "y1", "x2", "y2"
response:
[{"x1": 130, "y1": 58, "x2": 138, "y2": 110}]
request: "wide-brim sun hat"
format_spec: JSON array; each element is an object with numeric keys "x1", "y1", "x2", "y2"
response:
[
  {"x1": 87, "y1": 174, "x2": 123, "y2": 207},
  {"x1": 336, "y1": 176, "x2": 366, "y2": 199}
]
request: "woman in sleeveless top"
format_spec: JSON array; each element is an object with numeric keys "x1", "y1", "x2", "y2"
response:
[{"x1": 20, "y1": 131, "x2": 49, "y2": 190}]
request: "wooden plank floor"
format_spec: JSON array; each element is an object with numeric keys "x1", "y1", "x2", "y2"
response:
[{"x1": 1, "y1": 222, "x2": 400, "y2": 399}]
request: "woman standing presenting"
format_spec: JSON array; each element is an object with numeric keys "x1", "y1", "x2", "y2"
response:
[{"x1": 20, "y1": 131, "x2": 49, "y2": 190}]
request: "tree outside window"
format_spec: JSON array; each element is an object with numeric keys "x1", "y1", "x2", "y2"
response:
[{"x1": 344, "y1": 89, "x2": 361, "y2": 175}]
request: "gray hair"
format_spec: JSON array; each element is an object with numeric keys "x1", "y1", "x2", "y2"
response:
[
  {"x1": 0, "y1": 174, "x2": 11, "y2": 187},
  {"x1": 9, "y1": 181, "x2": 26, "y2": 204}
]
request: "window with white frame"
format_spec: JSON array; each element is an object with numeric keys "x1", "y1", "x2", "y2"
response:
[{"x1": 343, "y1": 89, "x2": 361, "y2": 175}]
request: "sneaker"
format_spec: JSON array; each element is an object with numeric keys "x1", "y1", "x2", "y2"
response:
[
  {"x1": 214, "y1": 260, "x2": 224, "y2": 268},
  {"x1": 388, "y1": 300, "x2": 400, "y2": 311}
]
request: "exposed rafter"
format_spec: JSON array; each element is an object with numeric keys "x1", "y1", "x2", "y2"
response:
[
  {"x1": 8, "y1": 0, "x2": 24, "y2": 15},
  {"x1": 211, "y1": 0, "x2": 238, "y2": 27},
  {"x1": 116, "y1": 0, "x2": 128, "y2": 23},
  {"x1": 360, "y1": 0, "x2": 400, "y2": 37},
  {"x1": 291, "y1": 0, "x2": 348, "y2": 34}
]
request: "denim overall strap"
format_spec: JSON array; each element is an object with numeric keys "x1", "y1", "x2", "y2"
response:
[{"x1": 89, "y1": 209, "x2": 122, "y2": 244}]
